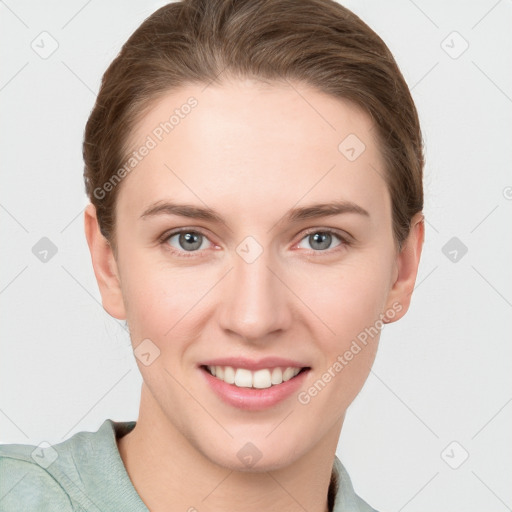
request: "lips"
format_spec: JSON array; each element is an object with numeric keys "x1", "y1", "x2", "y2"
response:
[
  {"x1": 198, "y1": 357, "x2": 311, "y2": 410},
  {"x1": 199, "y1": 356, "x2": 308, "y2": 372}
]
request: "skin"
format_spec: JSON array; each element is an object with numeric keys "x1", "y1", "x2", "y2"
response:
[{"x1": 84, "y1": 78, "x2": 424, "y2": 512}]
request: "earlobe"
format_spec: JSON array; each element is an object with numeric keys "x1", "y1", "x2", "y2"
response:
[
  {"x1": 84, "y1": 203, "x2": 127, "y2": 320},
  {"x1": 383, "y1": 212, "x2": 425, "y2": 324}
]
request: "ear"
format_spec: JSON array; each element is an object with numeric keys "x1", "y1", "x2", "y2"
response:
[
  {"x1": 382, "y1": 212, "x2": 425, "y2": 323},
  {"x1": 84, "y1": 203, "x2": 126, "y2": 320}
]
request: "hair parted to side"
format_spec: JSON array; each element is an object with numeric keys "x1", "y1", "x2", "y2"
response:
[{"x1": 83, "y1": 0, "x2": 424, "y2": 254}]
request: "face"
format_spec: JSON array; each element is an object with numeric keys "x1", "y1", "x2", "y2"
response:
[{"x1": 86, "y1": 78, "x2": 423, "y2": 471}]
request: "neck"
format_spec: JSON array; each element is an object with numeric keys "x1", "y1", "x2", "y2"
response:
[{"x1": 117, "y1": 384, "x2": 343, "y2": 512}]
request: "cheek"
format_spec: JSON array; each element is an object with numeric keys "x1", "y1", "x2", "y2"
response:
[
  {"x1": 296, "y1": 279, "x2": 384, "y2": 416},
  {"x1": 294, "y1": 256, "x2": 392, "y2": 403},
  {"x1": 297, "y1": 256, "x2": 392, "y2": 343},
  {"x1": 119, "y1": 251, "x2": 199, "y2": 342}
]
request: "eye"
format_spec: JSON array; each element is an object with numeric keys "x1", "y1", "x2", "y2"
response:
[
  {"x1": 160, "y1": 227, "x2": 350, "y2": 258},
  {"x1": 296, "y1": 229, "x2": 347, "y2": 252},
  {"x1": 163, "y1": 229, "x2": 213, "y2": 256}
]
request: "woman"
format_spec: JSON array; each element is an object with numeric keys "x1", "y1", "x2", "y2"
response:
[{"x1": 0, "y1": 0, "x2": 424, "y2": 510}]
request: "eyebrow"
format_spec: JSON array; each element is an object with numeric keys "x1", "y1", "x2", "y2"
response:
[{"x1": 140, "y1": 199, "x2": 370, "y2": 224}]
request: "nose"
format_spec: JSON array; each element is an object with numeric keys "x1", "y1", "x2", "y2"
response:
[{"x1": 217, "y1": 247, "x2": 292, "y2": 343}]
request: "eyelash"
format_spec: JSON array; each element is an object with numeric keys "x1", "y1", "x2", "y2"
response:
[{"x1": 158, "y1": 227, "x2": 352, "y2": 259}]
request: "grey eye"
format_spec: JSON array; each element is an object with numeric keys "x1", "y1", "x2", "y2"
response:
[
  {"x1": 297, "y1": 231, "x2": 342, "y2": 251},
  {"x1": 168, "y1": 231, "x2": 208, "y2": 252}
]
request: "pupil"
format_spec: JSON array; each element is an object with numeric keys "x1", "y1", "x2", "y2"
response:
[
  {"x1": 180, "y1": 232, "x2": 202, "y2": 251},
  {"x1": 310, "y1": 232, "x2": 331, "y2": 250}
]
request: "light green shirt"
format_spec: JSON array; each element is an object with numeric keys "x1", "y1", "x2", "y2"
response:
[{"x1": 0, "y1": 419, "x2": 378, "y2": 511}]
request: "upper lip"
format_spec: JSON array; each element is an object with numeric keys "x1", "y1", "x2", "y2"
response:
[{"x1": 199, "y1": 357, "x2": 309, "y2": 371}]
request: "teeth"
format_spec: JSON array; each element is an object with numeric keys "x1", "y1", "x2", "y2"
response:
[
  {"x1": 235, "y1": 368, "x2": 253, "y2": 388},
  {"x1": 205, "y1": 365, "x2": 303, "y2": 388},
  {"x1": 253, "y1": 369, "x2": 272, "y2": 389},
  {"x1": 271, "y1": 367, "x2": 282, "y2": 385},
  {"x1": 282, "y1": 367, "x2": 296, "y2": 381},
  {"x1": 224, "y1": 366, "x2": 235, "y2": 384}
]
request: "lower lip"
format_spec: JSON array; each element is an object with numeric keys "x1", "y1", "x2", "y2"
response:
[{"x1": 200, "y1": 366, "x2": 310, "y2": 411}]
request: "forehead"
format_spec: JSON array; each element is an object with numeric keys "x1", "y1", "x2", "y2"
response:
[{"x1": 117, "y1": 79, "x2": 389, "y2": 225}]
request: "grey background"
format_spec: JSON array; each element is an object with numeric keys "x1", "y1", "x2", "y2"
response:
[{"x1": 1, "y1": 1, "x2": 511, "y2": 510}]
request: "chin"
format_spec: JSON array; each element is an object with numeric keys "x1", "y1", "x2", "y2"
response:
[
  {"x1": 212, "y1": 449, "x2": 299, "y2": 473},
  {"x1": 196, "y1": 432, "x2": 307, "y2": 473}
]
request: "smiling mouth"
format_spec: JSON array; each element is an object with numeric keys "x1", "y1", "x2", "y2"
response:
[{"x1": 200, "y1": 365, "x2": 310, "y2": 389}]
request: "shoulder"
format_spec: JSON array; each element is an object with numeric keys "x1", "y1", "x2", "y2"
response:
[
  {"x1": 0, "y1": 419, "x2": 139, "y2": 512},
  {"x1": 332, "y1": 456, "x2": 380, "y2": 512},
  {"x1": 0, "y1": 443, "x2": 74, "y2": 511}
]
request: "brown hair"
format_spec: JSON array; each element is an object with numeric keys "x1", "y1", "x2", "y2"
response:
[{"x1": 83, "y1": 0, "x2": 424, "y2": 254}]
